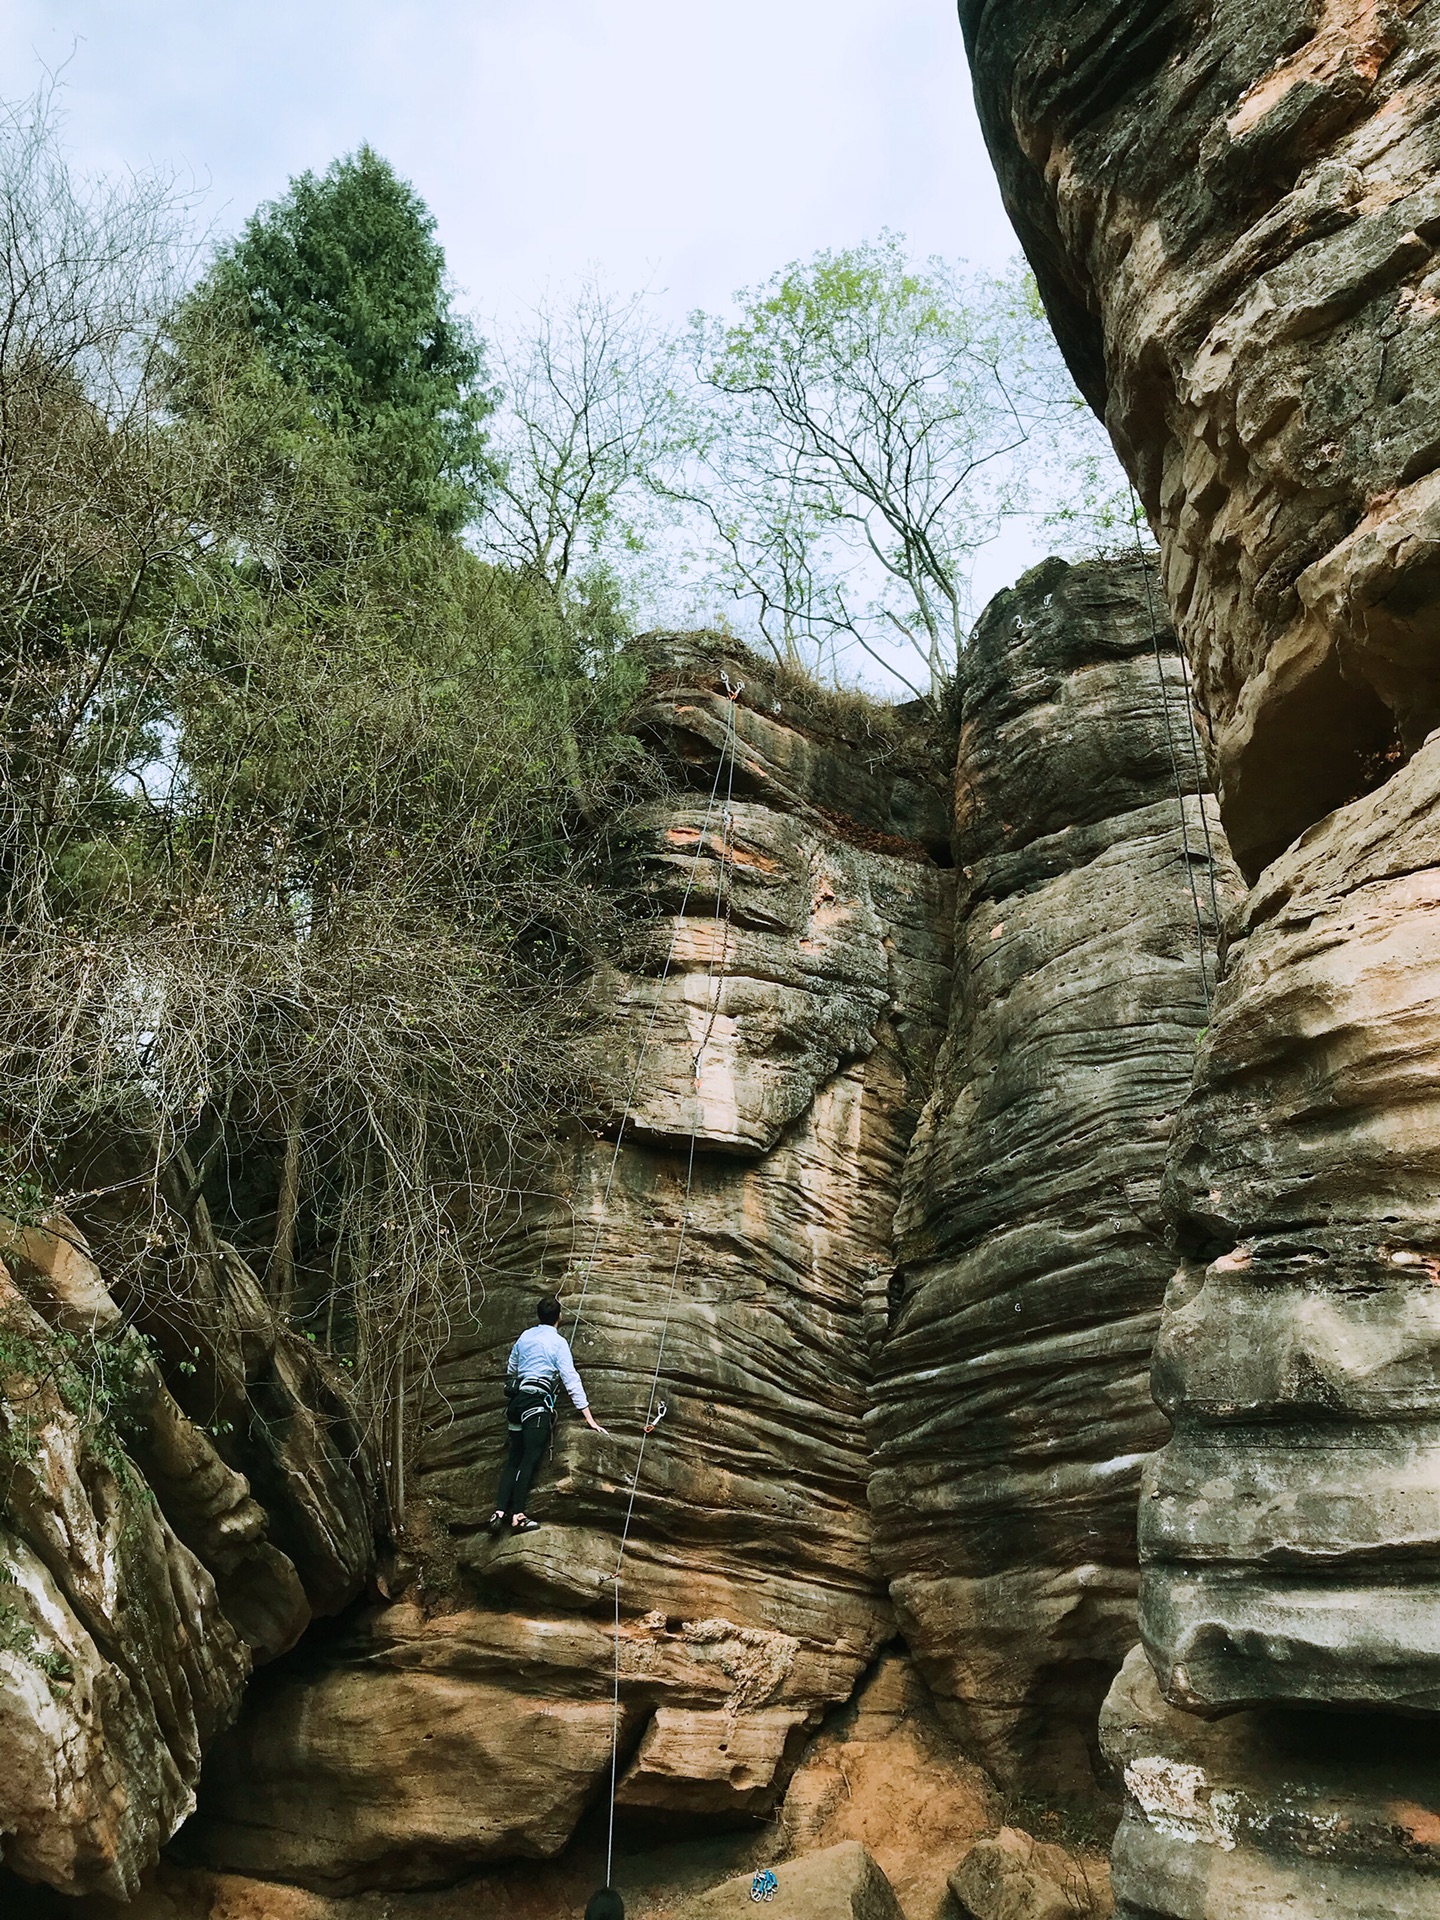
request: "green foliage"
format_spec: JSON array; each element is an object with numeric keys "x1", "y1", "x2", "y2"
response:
[
  {"x1": 0, "y1": 1318, "x2": 155, "y2": 1480},
  {"x1": 0, "y1": 1158, "x2": 48, "y2": 1230},
  {"x1": 178, "y1": 145, "x2": 492, "y2": 530},
  {"x1": 680, "y1": 234, "x2": 1133, "y2": 688},
  {"x1": 0, "y1": 97, "x2": 650, "y2": 1519},
  {"x1": 688, "y1": 238, "x2": 1069, "y2": 686},
  {"x1": 0, "y1": 1589, "x2": 73, "y2": 1691}
]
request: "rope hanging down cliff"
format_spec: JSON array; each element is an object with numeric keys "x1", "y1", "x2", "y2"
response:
[
  {"x1": 1129, "y1": 489, "x2": 1221, "y2": 1013},
  {"x1": 568, "y1": 674, "x2": 742, "y2": 1346},
  {"x1": 562, "y1": 680, "x2": 741, "y2": 1898},
  {"x1": 601, "y1": 687, "x2": 739, "y2": 1890}
]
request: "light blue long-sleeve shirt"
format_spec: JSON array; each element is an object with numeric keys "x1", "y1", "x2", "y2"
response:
[{"x1": 506, "y1": 1323, "x2": 588, "y2": 1411}]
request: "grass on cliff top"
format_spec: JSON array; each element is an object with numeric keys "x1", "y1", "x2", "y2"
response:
[{"x1": 631, "y1": 629, "x2": 956, "y2": 781}]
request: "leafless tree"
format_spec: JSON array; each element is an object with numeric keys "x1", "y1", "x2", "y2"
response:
[{"x1": 481, "y1": 278, "x2": 688, "y2": 596}]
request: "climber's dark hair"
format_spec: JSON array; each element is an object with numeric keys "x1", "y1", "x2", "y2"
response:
[
  {"x1": 537, "y1": 1294, "x2": 562, "y2": 1326},
  {"x1": 585, "y1": 1890, "x2": 624, "y2": 1920}
]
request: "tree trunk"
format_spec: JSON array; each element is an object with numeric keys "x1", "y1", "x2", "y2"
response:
[{"x1": 268, "y1": 1086, "x2": 306, "y2": 1314}]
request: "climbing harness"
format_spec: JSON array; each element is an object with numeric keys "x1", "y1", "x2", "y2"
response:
[
  {"x1": 750, "y1": 1869, "x2": 779, "y2": 1903},
  {"x1": 1129, "y1": 486, "x2": 1217, "y2": 1013}
]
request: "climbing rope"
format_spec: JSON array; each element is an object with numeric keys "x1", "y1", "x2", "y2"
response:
[
  {"x1": 1129, "y1": 487, "x2": 1214, "y2": 1013},
  {"x1": 589, "y1": 678, "x2": 743, "y2": 1891},
  {"x1": 568, "y1": 679, "x2": 742, "y2": 1346}
]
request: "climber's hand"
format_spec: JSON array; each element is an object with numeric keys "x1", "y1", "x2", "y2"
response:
[{"x1": 582, "y1": 1408, "x2": 608, "y2": 1435}]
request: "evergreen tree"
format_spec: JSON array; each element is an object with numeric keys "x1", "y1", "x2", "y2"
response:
[{"x1": 191, "y1": 145, "x2": 491, "y2": 529}]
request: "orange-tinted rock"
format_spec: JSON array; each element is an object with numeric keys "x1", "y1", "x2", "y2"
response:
[{"x1": 960, "y1": 0, "x2": 1440, "y2": 878}]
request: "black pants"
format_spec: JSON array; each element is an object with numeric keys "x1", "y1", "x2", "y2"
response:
[{"x1": 496, "y1": 1404, "x2": 552, "y2": 1518}]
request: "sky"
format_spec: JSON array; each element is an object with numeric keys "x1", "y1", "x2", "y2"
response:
[
  {"x1": 0, "y1": 2, "x2": 1078, "y2": 662},
  {"x1": 1, "y1": 1, "x2": 1020, "y2": 322}
]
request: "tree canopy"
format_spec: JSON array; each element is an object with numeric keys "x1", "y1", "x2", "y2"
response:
[
  {"x1": 0, "y1": 100, "x2": 641, "y2": 1520},
  {"x1": 686, "y1": 237, "x2": 1112, "y2": 691},
  {"x1": 188, "y1": 145, "x2": 492, "y2": 529}
]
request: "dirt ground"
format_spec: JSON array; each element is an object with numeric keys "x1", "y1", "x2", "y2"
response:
[{"x1": 54, "y1": 1652, "x2": 1114, "y2": 1920}]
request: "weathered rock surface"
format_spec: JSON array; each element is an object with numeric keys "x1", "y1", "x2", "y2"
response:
[
  {"x1": 75, "y1": 1157, "x2": 378, "y2": 1629},
  {"x1": 950, "y1": 1827, "x2": 1112, "y2": 1920},
  {"x1": 1143, "y1": 732, "x2": 1440, "y2": 1714},
  {"x1": 1101, "y1": 1644, "x2": 1440, "y2": 1919},
  {"x1": 675, "y1": 1841, "x2": 904, "y2": 1920},
  {"x1": 960, "y1": 7, "x2": 1440, "y2": 1911},
  {"x1": 181, "y1": 643, "x2": 956, "y2": 1889},
  {"x1": 0, "y1": 1209, "x2": 377, "y2": 1904},
  {"x1": 0, "y1": 1246, "x2": 249, "y2": 1902},
  {"x1": 779, "y1": 1648, "x2": 998, "y2": 1920},
  {"x1": 871, "y1": 559, "x2": 1235, "y2": 1794},
  {"x1": 960, "y1": 0, "x2": 1440, "y2": 879}
]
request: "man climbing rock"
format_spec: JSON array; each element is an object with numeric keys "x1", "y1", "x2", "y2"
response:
[{"x1": 489, "y1": 1294, "x2": 605, "y2": 1533}]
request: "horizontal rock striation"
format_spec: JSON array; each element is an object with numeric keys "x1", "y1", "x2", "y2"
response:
[
  {"x1": 1146, "y1": 735, "x2": 1440, "y2": 1715},
  {"x1": 961, "y1": 0, "x2": 1440, "y2": 877},
  {"x1": 182, "y1": 641, "x2": 956, "y2": 1889},
  {"x1": 870, "y1": 558, "x2": 1235, "y2": 1795},
  {"x1": 958, "y1": 2, "x2": 1440, "y2": 1909}
]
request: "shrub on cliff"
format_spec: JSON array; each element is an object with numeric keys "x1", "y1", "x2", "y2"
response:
[{"x1": 0, "y1": 91, "x2": 643, "y2": 1515}]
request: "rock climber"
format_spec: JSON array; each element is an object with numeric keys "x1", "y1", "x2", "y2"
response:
[
  {"x1": 585, "y1": 1889, "x2": 624, "y2": 1920},
  {"x1": 488, "y1": 1293, "x2": 605, "y2": 1533}
]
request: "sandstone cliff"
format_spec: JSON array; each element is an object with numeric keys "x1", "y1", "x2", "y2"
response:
[
  {"x1": 871, "y1": 556, "x2": 1234, "y2": 1798},
  {"x1": 959, "y1": 3, "x2": 1440, "y2": 1911},
  {"x1": 0, "y1": 589, "x2": 1261, "y2": 1915},
  {"x1": 171, "y1": 643, "x2": 958, "y2": 1893}
]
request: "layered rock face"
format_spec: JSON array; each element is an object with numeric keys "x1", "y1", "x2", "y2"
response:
[
  {"x1": 180, "y1": 644, "x2": 957, "y2": 1891},
  {"x1": 0, "y1": 1215, "x2": 374, "y2": 1902},
  {"x1": 1147, "y1": 740, "x2": 1440, "y2": 1720},
  {"x1": 1102, "y1": 1645, "x2": 1440, "y2": 1917},
  {"x1": 961, "y1": 0, "x2": 1440, "y2": 878},
  {"x1": 871, "y1": 558, "x2": 1233, "y2": 1796},
  {"x1": 959, "y1": 3, "x2": 1440, "y2": 1908}
]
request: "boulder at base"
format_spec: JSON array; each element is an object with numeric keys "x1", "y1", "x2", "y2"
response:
[
  {"x1": 950, "y1": 1826, "x2": 1112, "y2": 1920},
  {"x1": 1101, "y1": 1644, "x2": 1440, "y2": 1918},
  {"x1": 675, "y1": 1841, "x2": 903, "y2": 1919}
]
